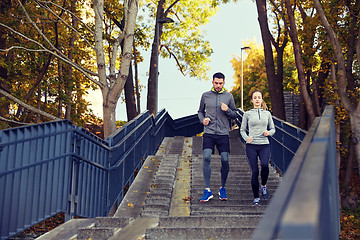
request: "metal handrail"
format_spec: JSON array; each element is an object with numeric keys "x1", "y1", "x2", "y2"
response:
[{"x1": 0, "y1": 109, "x2": 202, "y2": 240}]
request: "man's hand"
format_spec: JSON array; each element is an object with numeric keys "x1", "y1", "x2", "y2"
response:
[
  {"x1": 203, "y1": 117, "x2": 211, "y2": 126},
  {"x1": 221, "y1": 102, "x2": 228, "y2": 111}
]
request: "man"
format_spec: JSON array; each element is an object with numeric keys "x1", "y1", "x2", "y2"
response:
[{"x1": 197, "y1": 72, "x2": 237, "y2": 202}]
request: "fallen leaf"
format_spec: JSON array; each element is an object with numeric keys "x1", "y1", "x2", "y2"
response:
[
  {"x1": 182, "y1": 196, "x2": 193, "y2": 202},
  {"x1": 128, "y1": 203, "x2": 134, "y2": 208}
]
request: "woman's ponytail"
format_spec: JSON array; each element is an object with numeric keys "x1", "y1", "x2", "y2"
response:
[{"x1": 261, "y1": 100, "x2": 268, "y2": 110}]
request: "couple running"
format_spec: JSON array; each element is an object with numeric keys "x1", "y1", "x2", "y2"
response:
[{"x1": 197, "y1": 72, "x2": 275, "y2": 206}]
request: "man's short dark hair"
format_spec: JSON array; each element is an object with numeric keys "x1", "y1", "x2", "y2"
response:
[{"x1": 213, "y1": 72, "x2": 225, "y2": 81}]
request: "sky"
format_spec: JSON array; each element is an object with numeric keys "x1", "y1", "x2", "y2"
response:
[{"x1": 88, "y1": 0, "x2": 262, "y2": 121}]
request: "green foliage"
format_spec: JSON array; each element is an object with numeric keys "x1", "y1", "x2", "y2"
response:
[{"x1": 138, "y1": 0, "x2": 222, "y2": 80}]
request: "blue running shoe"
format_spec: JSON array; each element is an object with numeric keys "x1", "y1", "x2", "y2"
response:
[
  {"x1": 261, "y1": 185, "x2": 270, "y2": 200},
  {"x1": 253, "y1": 198, "x2": 260, "y2": 206},
  {"x1": 219, "y1": 187, "x2": 227, "y2": 200},
  {"x1": 200, "y1": 189, "x2": 213, "y2": 202}
]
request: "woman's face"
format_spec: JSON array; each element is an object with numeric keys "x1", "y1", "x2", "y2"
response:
[{"x1": 251, "y1": 91, "x2": 263, "y2": 108}]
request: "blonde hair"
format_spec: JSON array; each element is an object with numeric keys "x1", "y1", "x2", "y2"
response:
[{"x1": 251, "y1": 90, "x2": 267, "y2": 110}]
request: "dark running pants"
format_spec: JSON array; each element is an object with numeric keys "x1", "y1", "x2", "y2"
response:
[{"x1": 245, "y1": 144, "x2": 270, "y2": 198}]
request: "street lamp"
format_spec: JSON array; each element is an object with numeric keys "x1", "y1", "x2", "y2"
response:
[
  {"x1": 241, "y1": 46, "x2": 251, "y2": 111},
  {"x1": 154, "y1": 17, "x2": 174, "y2": 113}
]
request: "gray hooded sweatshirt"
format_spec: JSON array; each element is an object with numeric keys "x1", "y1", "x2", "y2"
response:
[
  {"x1": 240, "y1": 108, "x2": 275, "y2": 145},
  {"x1": 198, "y1": 88, "x2": 237, "y2": 136}
]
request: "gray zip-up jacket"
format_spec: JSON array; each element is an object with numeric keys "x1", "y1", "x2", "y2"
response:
[
  {"x1": 198, "y1": 89, "x2": 237, "y2": 136},
  {"x1": 240, "y1": 108, "x2": 275, "y2": 145}
]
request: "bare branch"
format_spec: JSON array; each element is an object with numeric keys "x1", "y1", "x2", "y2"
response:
[
  {"x1": 164, "y1": 0, "x2": 180, "y2": 16},
  {"x1": 162, "y1": 44, "x2": 186, "y2": 76},
  {"x1": 17, "y1": 0, "x2": 67, "y2": 60},
  {"x1": 34, "y1": 0, "x2": 95, "y2": 49},
  {"x1": 0, "y1": 88, "x2": 60, "y2": 120},
  {"x1": 0, "y1": 116, "x2": 31, "y2": 125},
  {"x1": 0, "y1": 23, "x2": 103, "y2": 87},
  {"x1": 36, "y1": 0, "x2": 94, "y2": 33}
]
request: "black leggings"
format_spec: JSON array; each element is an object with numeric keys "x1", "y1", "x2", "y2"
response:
[{"x1": 245, "y1": 144, "x2": 270, "y2": 198}]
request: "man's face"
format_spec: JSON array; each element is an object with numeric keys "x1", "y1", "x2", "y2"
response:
[{"x1": 212, "y1": 77, "x2": 225, "y2": 92}]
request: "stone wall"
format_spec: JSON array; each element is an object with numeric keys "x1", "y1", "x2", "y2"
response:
[{"x1": 283, "y1": 92, "x2": 300, "y2": 126}]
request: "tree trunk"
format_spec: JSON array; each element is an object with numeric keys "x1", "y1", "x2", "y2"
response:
[
  {"x1": 133, "y1": 44, "x2": 140, "y2": 114},
  {"x1": 344, "y1": 140, "x2": 354, "y2": 186},
  {"x1": 94, "y1": 0, "x2": 138, "y2": 138},
  {"x1": 285, "y1": 0, "x2": 316, "y2": 124},
  {"x1": 103, "y1": 99, "x2": 117, "y2": 139},
  {"x1": 147, "y1": 0, "x2": 165, "y2": 115},
  {"x1": 298, "y1": 94, "x2": 308, "y2": 130},
  {"x1": 58, "y1": 59, "x2": 64, "y2": 118},
  {"x1": 125, "y1": 64, "x2": 138, "y2": 121},
  {"x1": 255, "y1": 0, "x2": 286, "y2": 120},
  {"x1": 350, "y1": 113, "x2": 360, "y2": 178},
  {"x1": 65, "y1": 0, "x2": 78, "y2": 120},
  {"x1": 0, "y1": 27, "x2": 10, "y2": 119}
]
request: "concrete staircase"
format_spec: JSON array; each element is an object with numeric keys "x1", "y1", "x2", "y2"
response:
[{"x1": 38, "y1": 130, "x2": 281, "y2": 240}]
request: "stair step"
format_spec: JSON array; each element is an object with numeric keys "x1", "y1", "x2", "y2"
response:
[
  {"x1": 145, "y1": 226, "x2": 255, "y2": 239},
  {"x1": 191, "y1": 199, "x2": 271, "y2": 205},
  {"x1": 157, "y1": 215, "x2": 261, "y2": 227},
  {"x1": 95, "y1": 217, "x2": 131, "y2": 228},
  {"x1": 77, "y1": 226, "x2": 115, "y2": 239},
  {"x1": 68, "y1": 133, "x2": 283, "y2": 240}
]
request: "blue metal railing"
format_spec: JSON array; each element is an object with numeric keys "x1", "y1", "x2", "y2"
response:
[
  {"x1": 1, "y1": 105, "x2": 339, "y2": 239},
  {"x1": 236, "y1": 109, "x2": 307, "y2": 173},
  {"x1": 0, "y1": 109, "x2": 203, "y2": 240},
  {"x1": 252, "y1": 105, "x2": 340, "y2": 239}
]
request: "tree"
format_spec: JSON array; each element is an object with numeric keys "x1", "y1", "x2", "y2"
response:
[
  {"x1": 145, "y1": 0, "x2": 231, "y2": 115},
  {"x1": 255, "y1": 0, "x2": 287, "y2": 120},
  {"x1": 0, "y1": 0, "x2": 138, "y2": 138},
  {"x1": 312, "y1": 0, "x2": 360, "y2": 176},
  {"x1": 231, "y1": 40, "x2": 297, "y2": 111}
]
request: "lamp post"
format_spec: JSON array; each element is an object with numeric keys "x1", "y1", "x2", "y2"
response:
[
  {"x1": 241, "y1": 46, "x2": 251, "y2": 110},
  {"x1": 154, "y1": 17, "x2": 174, "y2": 113}
]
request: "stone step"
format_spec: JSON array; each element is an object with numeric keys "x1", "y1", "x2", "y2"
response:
[
  {"x1": 191, "y1": 210, "x2": 264, "y2": 216},
  {"x1": 72, "y1": 133, "x2": 282, "y2": 240},
  {"x1": 77, "y1": 226, "x2": 115, "y2": 240},
  {"x1": 95, "y1": 217, "x2": 131, "y2": 228},
  {"x1": 145, "y1": 226, "x2": 255, "y2": 239},
  {"x1": 141, "y1": 210, "x2": 168, "y2": 217},
  {"x1": 191, "y1": 175, "x2": 281, "y2": 181},
  {"x1": 191, "y1": 198, "x2": 271, "y2": 206},
  {"x1": 157, "y1": 215, "x2": 262, "y2": 228},
  {"x1": 191, "y1": 186, "x2": 278, "y2": 192},
  {"x1": 145, "y1": 197, "x2": 171, "y2": 205},
  {"x1": 191, "y1": 204, "x2": 267, "y2": 212}
]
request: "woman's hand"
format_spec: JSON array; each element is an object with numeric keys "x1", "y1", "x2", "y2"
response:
[
  {"x1": 247, "y1": 136, "x2": 253, "y2": 143},
  {"x1": 263, "y1": 131, "x2": 270, "y2": 136}
]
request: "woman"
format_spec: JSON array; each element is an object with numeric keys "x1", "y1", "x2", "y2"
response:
[{"x1": 240, "y1": 90, "x2": 275, "y2": 206}]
